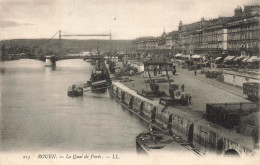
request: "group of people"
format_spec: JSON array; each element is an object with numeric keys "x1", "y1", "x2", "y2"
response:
[{"x1": 180, "y1": 93, "x2": 192, "y2": 106}]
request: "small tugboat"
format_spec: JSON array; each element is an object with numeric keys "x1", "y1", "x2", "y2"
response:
[{"x1": 67, "y1": 83, "x2": 84, "y2": 97}]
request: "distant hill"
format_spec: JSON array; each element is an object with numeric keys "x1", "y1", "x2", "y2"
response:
[{"x1": 0, "y1": 39, "x2": 132, "y2": 52}]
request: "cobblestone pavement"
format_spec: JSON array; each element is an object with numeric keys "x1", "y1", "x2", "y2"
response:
[
  {"x1": 176, "y1": 65, "x2": 247, "y2": 98},
  {"x1": 171, "y1": 67, "x2": 250, "y2": 111},
  {"x1": 121, "y1": 63, "x2": 250, "y2": 113}
]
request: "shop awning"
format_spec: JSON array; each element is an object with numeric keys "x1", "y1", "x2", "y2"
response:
[
  {"x1": 252, "y1": 57, "x2": 260, "y2": 62},
  {"x1": 214, "y1": 57, "x2": 222, "y2": 61},
  {"x1": 143, "y1": 59, "x2": 173, "y2": 66},
  {"x1": 233, "y1": 56, "x2": 245, "y2": 61},
  {"x1": 175, "y1": 53, "x2": 182, "y2": 57},
  {"x1": 223, "y1": 56, "x2": 235, "y2": 61},
  {"x1": 247, "y1": 56, "x2": 258, "y2": 62},
  {"x1": 191, "y1": 55, "x2": 202, "y2": 59},
  {"x1": 242, "y1": 57, "x2": 250, "y2": 62},
  {"x1": 182, "y1": 55, "x2": 190, "y2": 59}
]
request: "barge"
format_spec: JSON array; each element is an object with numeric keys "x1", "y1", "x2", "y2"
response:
[
  {"x1": 136, "y1": 131, "x2": 197, "y2": 156},
  {"x1": 110, "y1": 81, "x2": 255, "y2": 156},
  {"x1": 108, "y1": 83, "x2": 167, "y2": 133},
  {"x1": 108, "y1": 82, "x2": 203, "y2": 156}
]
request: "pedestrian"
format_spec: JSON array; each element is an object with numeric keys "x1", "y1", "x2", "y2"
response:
[
  {"x1": 154, "y1": 67, "x2": 157, "y2": 76},
  {"x1": 149, "y1": 123, "x2": 153, "y2": 133},
  {"x1": 172, "y1": 69, "x2": 176, "y2": 75},
  {"x1": 181, "y1": 84, "x2": 184, "y2": 92},
  {"x1": 194, "y1": 69, "x2": 197, "y2": 76},
  {"x1": 181, "y1": 95, "x2": 184, "y2": 106},
  {"x1": 188, "y1": 94, "x2": 192, "y2": 104},
  {"x1": 158, "y1": 67, "x2": 161, "y2": 74},
  {"x1": 185, "y1": 94, "x2": 189, "y2": 105}
]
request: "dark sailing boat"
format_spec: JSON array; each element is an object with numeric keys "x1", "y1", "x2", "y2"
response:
[
  {"x1": 88, "y1": 47, "x2": 111, "y2": 93},
  {"x1": 67, "y1": 47, "x2": 111, "y2": 97},
  {"x1": 88, "y1": 59, "x2": 111, "y2": 93},
  {"x1": 67, "y1": 59, "x2": 110, "y2": 96}
]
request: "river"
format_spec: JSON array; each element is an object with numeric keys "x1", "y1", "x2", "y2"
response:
[{"x1": 0, "y1": 59, "x2": 147, "y2": 152}]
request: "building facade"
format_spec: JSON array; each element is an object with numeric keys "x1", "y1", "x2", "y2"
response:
[
  {"x1": 131, "y1": 5, "x2": 259, "y2": 57},
  {"x1": 178, "y1": 5, "x2": 259, "y2": 57},
  {"x1": 226, "y1": 5, "x2": 260, "y2": 56}
]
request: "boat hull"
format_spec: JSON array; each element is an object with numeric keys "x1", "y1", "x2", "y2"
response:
[
  {"x1": 91, "y1": 86, "x2": 107, "y2": 93},
  {"x1": 136, "y1": 139, "x2": 149, "y2": 155},
  {"x1": 67, "y1": 86, "x2": 83, "y2": 97}
]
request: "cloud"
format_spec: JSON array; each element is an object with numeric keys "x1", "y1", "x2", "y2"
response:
[
  {"x1": 0, "y1": 20, "x2": 33, "y2": 28},
  {"x1": 0, "y1": 0, "x2": 259, "y2": 39},
  {"x1": 0, "y1": 0, "x2": 57, "y2": 20}
]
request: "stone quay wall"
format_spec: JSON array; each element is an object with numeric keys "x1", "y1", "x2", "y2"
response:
[{"x1": 111, "y1": 82, "x2": 255, "y2": 156}]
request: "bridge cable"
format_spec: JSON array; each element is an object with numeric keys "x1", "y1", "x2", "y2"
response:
[{"x1": 41, "y1": 30, "x2": 60, "y2": 47}]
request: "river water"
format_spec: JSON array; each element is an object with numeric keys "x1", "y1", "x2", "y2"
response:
[{"x1": 0, "y1": 59, "x2": 147, "y2": 152}]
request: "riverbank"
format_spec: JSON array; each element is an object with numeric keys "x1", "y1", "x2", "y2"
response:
[{"x1": 109, "y1": 61, "x2": 256, "y2": 156}]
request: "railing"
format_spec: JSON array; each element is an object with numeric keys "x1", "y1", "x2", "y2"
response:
[
  {"x1": 223, "y1": 69, "x2": 260, "y2": 79},
  {"x1": 206, "y1": 102, "x2": 258, "y2": 111}
]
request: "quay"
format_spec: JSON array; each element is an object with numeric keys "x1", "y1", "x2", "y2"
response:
[
  {"x1": 109, "y1": 81, "x2": 203, "y2": 156},
  {"x1": 107, "y1": 58, "x2": 259, "y2": 156}
]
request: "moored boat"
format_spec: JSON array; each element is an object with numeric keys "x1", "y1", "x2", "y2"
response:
[
  {"x1": 89, "y1": 59, "x2": 111, "y2": 93},
  {"x1": 136, "y1": 131, "x2": 174, "y2": 154},
  {"x1": 67, "y1": 83, "x2": 83, "y2": 97},
  {"x1": 136, "y1": 130, "x2": 199, "y2": 156}
]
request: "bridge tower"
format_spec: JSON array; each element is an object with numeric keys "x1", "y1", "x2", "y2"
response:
[
  {"x1": 109, "y1": 30, "x2": 112, "y2": 41},
  {"x1": 109, "y1": 30, "x2": 112, "y2": 52},
  {"x1": 58, "y1": 30, "x2": 62, "y2": 56},
  {"x1": 1, "y1": 43, "x2": 6, "y2": 61}
]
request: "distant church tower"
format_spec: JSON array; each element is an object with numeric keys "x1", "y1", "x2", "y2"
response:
[
  {"x1": 162, "y1": 27, "x2": 167, "y2": 38},
  {"x1": 178, "y1": 21, "x2": 183, "y2": 31}
]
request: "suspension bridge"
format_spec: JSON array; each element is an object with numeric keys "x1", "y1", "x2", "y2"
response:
[{"x1": 2, "y1": 30, "x2": 113, "y2": 66}]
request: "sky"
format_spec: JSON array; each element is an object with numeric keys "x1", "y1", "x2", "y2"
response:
[{"x1": 0, "y1": 0, "x2": 259, "y2": 40}]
